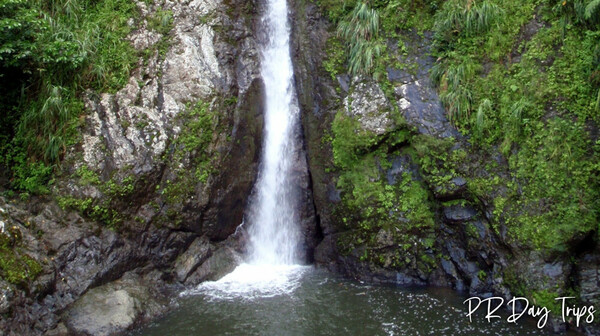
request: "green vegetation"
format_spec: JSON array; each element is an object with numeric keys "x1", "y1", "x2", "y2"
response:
[
  {"x1": 429, "y1": 0, "x2": 600, "y2": 252},
  {"x1": 0, "y1": 0, "x2": 149, "y2": 194},
  {"x1": 154, "y1": 99, "x2": 222, "y2": 226},
  {"x1": 503, "y1": 268, "x2": 572, "y2": 316},
  {"x1": 58, "y1": 196, "x2": 122, "y2": 229},
  {"x1": 319, "y1": 0, "x2": 441, "y2": 79},
  {"x1": 0, "y1": 224, "x2": 42, "y2": 286},
  {"x1": 319, "y1": 0, "x2": 600, "y2": 254},
  {"x1": 57, "y1": 165, "x2": 135, "y2": 229},
  {"x1": 337, "y1": 2, "x2": 383, "y2": 75},
  {"x1": 412, "y1": 134, "x2": 467, "y2": 194},
  {"x1": 330, "y1": 109, "x2": 437, "y2": 270},
  {"x1": 317, "y1": 1, "x2": 600, "y2": 304}
]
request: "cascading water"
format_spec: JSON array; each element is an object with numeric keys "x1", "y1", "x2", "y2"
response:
[
  {"x1": 188, "y1": 0, "x2": 308, "y2": 299},
  {"x1": 246, "y1": 0, "x2": 300, "y2": 266}
]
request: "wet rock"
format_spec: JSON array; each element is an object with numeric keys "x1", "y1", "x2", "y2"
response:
[
  {"x1": 440, "y1": 259, "x2": 465, "y2": 291},
  {"x1": 443, "y1": 204, "x2": 478, "y2": 224},
  {"x1": 314, "y1": 235, "x2": 340, "y2": 273},
  {"x1": 53, "y1": 230, "x2": 144, "y2": 309},
  {"x1": 173, "y1": 237, "x2": 212, "y2": 283},
  {"x1": 326, "y1": 183, "x2": 341, "y2": 203},
  {"x1": 446, "y1": 241, "x2": 478, "y2": 278},
  {"x1": 386, "y1": 155, "x2": 421, "y2": 185},
  {"x1": 394, "y1": 81, "x2": 457, "y2": 138},
  {"x1": 509, "y1": 252, "x2": 571, "y2": 294},
  {"x1": 395, "y1": 272, "x2": 420, "y2": 286},
  {"x1": 0, "y1": 280, "x2": 15, "y2": 315},
  {"x1": 470, "y1": 220, "x2": 489, "y2": 240},
  {"x1": 142, "y1": 230, "x2": 196, "y2": 269},
  {"x1": 388, "y1": 33, "x2": 458, "y2": 139},
  {"x1": 432, "y1": 176, "x2": 468, "y2": 199},
  {"x1": 578, "y1": 253, "x2": 600, "y2": 307},
  {"x1": 337, "y1": 75, "x2": 350, "y2": 92},
  {"x1": 30, "y1": 204, "x2": 91, "y2": 252},
  {"x1": 375, "y1": 229, "x2": 394, "y2": 248},
  {"x1": 201, "y1": 77, "x2": 264, "y2": 241},
  {"x1": 185, "y1": 246, "x2": 240, "y2": 286},
  {"x1": 44, "y1": 322, "x2": 68, "y2": 336}
]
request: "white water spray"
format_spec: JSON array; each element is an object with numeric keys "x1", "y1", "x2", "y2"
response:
[
  {"x1": 247, "y1": 0, "x2": 300, "y2": 266},
  {"x1": 189, "y1": 0, "x2": 307, "y2": 299}
]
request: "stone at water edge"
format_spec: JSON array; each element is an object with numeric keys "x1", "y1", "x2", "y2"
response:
[{"x1": 62, "y1": 275, "x2": 166, "y2": 336}]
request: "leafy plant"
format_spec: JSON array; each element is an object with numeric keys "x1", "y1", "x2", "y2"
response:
[
  {"x1": 584, "y1": 0, "x2": 600, "y2": 20},
  {"x1": 0, "y1": 0, "x2": 140, "y2": 193},
  {"x1": 337, "y1": 2, "x2": 384, "y2": 75},
  {"x1": 433, "y1": 0, "x2": 503, "y2": 49}
]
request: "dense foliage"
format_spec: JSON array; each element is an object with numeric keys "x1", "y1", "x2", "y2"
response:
[
  {"x1": 319, "y1": 0, "x2": 600, "y2": 255},
  {"x1": 430, "y1": 0, "x2": 600, "y2": 251},
  {"x1": 0, "y1": 0, "x2": 141, "y2": 194}
]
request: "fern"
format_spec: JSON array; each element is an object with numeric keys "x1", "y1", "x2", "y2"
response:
[{"x1": 585, "y1": 0, "x2": 600, "y2": 20}]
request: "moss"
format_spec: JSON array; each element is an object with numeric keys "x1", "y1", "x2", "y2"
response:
[
  {"x1": 76, "y1": 165, "x2": 101, "y2": 186},
  {"x1": 57, "y1": 196, "x2": 122, "y2": 229},
  {"x1": 331, "y1": 111, "x2": 380, "y2": 170},
  {"x1": 426, "y1": 0, "x2": 600, "y2": 252},
  {"x1": 330, "y1": 109, "x2": 437, "y2": 270},
  {"x1": 478, "y1": 270, "x2": 488, "y2": 282},
  {"x1": 158, "y1": 100, "x2": 218, "y2": 209},
  {"x1": 0, "y1": 228, "x2": 42, "y2": 286},
  {"x1": 322, "y1": 36, "x2": 346, "y2": 80},
  {"x1": 531, "y1": 289, "x2": 562, "y2": 314},
  {"x1": 60, "y1": 164, "x2": 140, "y2": 229},
  {"x1": 411, "y1": 134, "x2": 467, "y2": 193},
  {"x1": 465, "y1": 222, "x2": 479, "y2": 239}
]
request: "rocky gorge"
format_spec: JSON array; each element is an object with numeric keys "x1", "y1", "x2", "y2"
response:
[{"x1": 0, "y1": 0, "x2": 599, "y2": 335}]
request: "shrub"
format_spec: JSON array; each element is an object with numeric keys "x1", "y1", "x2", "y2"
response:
[
  {"x1": 337, "y1": 2, "x2": 384, "y2": 75},
  {"x1": 0, "y1": 0, "x2": 140, "y2": 193}
]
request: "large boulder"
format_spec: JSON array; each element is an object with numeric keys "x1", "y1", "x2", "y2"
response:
[
  {"x1": 343, "y1": 79, "x2": 394, "y2": 135},
  {"x1": 63, "y1": 274, "x2": 167, "y2": 336}
]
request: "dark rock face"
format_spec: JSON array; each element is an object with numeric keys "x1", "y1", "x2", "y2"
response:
[
  {"x1": 290, "y1": 0, "x2": 339, "y2": 246},
  {"x1": 388, "y1": 32, "x2": 458, "y2": 139},
  {"x1": 579, "y1": 253, "x2": 600, "y2": 308},
  {"x1": 0, "y1": 0, "x2": 267, "y2": 334},
  {"x1": 1, "y1": 0, "x2": 324, "y2": 334},
  {"x1": 0, "y1": 195, "x2": 246, "y2": 335},
  {"x1": 202, "y1": 77, "x2": 265, "y2": 241},
  {"x1": 443, "y1": 205, "x2": 478, "y2": 224},
  {"x1": 292, "y1": 2, "x2": 599, "y2": 334}
]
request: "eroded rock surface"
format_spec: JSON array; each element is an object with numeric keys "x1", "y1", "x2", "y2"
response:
[
  {"x1": 0, "y1": 0, "x2": 265, "y2": 334},
  {"x1": 62, "y1": 274, "x2": 166, "y2": 336}
]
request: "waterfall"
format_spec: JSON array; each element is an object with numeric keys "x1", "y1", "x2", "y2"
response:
[
  {"x1": 247, "y1": 0, "x2": 300, "y2": 266},
  {"x1": 190, "y1": 0, "x2": 307, "y2": 299}
]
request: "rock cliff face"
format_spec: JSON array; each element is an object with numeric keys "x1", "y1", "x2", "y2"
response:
[
  {"x1": 0, "y1": 0, "x2": 265, "y2": 334},
  {"x1": 1, "y1": 0, "x2": 324, "y2": 332},
  {"x1": 291, "y1": 1, "x2": 599, "y2": 335}
]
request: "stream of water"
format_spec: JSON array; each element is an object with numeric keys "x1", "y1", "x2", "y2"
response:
[{"x1": 181, "y1": 0, "x2": 304, "y2": 301}]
